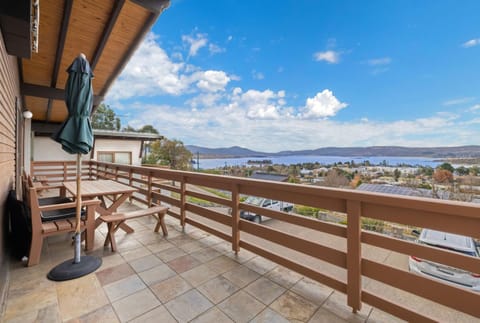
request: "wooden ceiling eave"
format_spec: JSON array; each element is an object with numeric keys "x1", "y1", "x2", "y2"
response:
[
  {"x1": 20, "y1": 0, "x2": 169, "y2": 123},
  {"x1": 98, "y1": 11, "x2": 159, "y2": 100},
  {"x1": 46, "y1": 0, "x2": 73, "y2": 122}
]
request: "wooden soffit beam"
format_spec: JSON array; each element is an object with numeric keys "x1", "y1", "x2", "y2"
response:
[{"x1": 21, "y1": 83, "x2": 104, "y2": 106}]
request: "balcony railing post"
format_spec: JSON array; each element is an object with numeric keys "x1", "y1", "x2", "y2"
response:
[
  {"x1": 231, "y1": 183, "x2": 240, "y2": 254},
  {"x1": 347, "y1": 200, "x2": 362, "y2": 313},
  {"x1": 180, "y1": 176, "x2": 186, "y2": 229},
  {"x1": 147, "y1": 172, "x2": 153, "y2": 207}
]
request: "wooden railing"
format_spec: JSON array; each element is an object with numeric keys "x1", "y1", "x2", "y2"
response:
[{"x1": 32, "y1": 160, "x2": 480, "y2": 321}]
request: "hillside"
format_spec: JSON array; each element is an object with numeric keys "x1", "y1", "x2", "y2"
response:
[{"x1": 186, "y1": 145, "x2": 480, "y2": 158}]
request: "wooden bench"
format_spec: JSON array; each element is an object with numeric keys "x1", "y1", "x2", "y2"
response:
[{"x1": 99, "y1": 206, "x2": 169, "y2": 252}]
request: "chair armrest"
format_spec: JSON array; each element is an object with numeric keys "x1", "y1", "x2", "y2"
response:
[
  {"x1": 33, "y1": 184, "x2": 64, "y2": 191},
  {"x1": 38, "y1": 199, "x2": 100, "y2": 212}
]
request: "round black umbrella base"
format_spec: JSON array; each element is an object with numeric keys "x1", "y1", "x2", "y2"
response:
[{"x1": 47, "y1": 256, "x2": 102, "y2": 281}]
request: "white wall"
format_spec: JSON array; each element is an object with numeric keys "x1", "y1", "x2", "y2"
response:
[
  {"x1": 92, "y1": 139, "x2": 142, "y2": 165},
  {"x1": 33, "y1": 137, "x2": 143, "y2": 165},
  {"x1": 34, "y1": 136, "x2": 78, "y2": 161}
]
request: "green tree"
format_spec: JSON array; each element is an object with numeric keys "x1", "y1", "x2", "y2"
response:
[
  {"x1": 470, "y1": 166, "x2": 480, "y2": 176},
  {"x1": 393, "y1": 168, "x2": 401, "y2": 181},
  {"x1": 92, "y1": 104, "x2": 121, "y2": 130},
  {"x1": 418, "y1": 166, "x2": 433, "y2": 176},
  {"x1": 122, "y1": 125, "x2": 137, "y2": 132},
  {"x1": 455, "y1": 166, "x2": 469, "y2": 176},
  {"x1": 138, "y1": 125, "x2": 159, "y2": 134},
  {"x1": 438, "y1": 162, "x2": 455, "y2": 173},
  {"x1": 145, "y1": 139, "x2": 192, "y2": 170}
]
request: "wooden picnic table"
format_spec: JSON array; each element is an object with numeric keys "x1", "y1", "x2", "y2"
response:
[{"x1": 63, "y1": 179, "x2": 138, "y2": 233}]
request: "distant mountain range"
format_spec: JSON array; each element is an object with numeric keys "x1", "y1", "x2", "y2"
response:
[{"x1": 186, "y1": 145, "x2": 480, "y2": 159}]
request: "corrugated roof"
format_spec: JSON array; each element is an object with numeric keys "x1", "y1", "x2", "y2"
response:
[
  {"x1": 250, "y1": 172, "x2": 289, "y2": 182},
  {"x1": 356, "y1": 183, "x2": 450, "y2": 199}
]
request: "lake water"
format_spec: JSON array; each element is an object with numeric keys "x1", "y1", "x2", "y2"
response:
[{"x1": 195, "y1": 155, "x2": 442, "y2": 170}]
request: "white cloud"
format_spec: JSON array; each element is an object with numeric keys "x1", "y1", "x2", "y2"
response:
[
  {"x1": 313, "y1": 50, "x2": 340, "y2": 64},
  {"x1": 443, "y1": 97, "x2": 475, "y2": 106},
  {"x1": 208, "y1": 43, "x2": 225, "y2": 54},
  {"x1": 367, "y1": 57, "x2": 391, "y2": 66},
  {"x1": 229, "y1": 89, "x2": 285, "y2": 120},
  {"x1": 462, "y1": 38, "x2": 480, "y2": 48},
  {"x1": 182, "y1": 33, "x2": 208, "y2": 57},
  {"x1": 107, "y1": 33, "x2": 188, "y2": 99},
  {"x1": 195, "y1": 70, "x2": 231, "y2": 92},
  {"x1": 107, "y1": 33, "x2": 233, "y2": 100},
  {"x1": 227, "y1": 35, "x2": 233, "y2": 42},
  {"x1": 123, "y1": 100, "x2": 467, "y2": 152},
  {"x1": 301, "y1": 90, "x2": 348, "y2": 118},
  {"x1": 251, "y1": 70, "x2": 264, "y2": 80},
  {"x1": 469, "y1": 104, "x2": 480, "y2": 111}
]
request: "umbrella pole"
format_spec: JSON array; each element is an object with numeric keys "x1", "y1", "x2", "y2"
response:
[{"x1": 74, "y1": 153, "x2": 82, "y2": 264}]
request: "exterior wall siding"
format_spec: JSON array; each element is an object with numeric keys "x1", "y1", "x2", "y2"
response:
[
  {"x1": 0, "y1": 30, "x2": 21, "y2": 311},
  {"x1": 33, "y1": 137, "x2": 143, "y2": 165}
]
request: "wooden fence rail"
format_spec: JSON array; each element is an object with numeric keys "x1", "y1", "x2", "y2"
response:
[{"x1": 31, "y1": 160, "x2": 480, "y2": 321}]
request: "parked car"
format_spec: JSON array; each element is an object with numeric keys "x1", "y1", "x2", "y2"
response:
[
  {"x1": 408, "y1": 229, "x2": 480, "y2": 292},
  {"x1": 240, "y1": 196, "x2": 293, "y2": 223}
]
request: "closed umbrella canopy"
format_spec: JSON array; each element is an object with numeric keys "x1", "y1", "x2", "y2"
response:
[
  {"x1": 53, "y1": 55, "x2": 94, "y2": 154},
  {"x1": 48, "y1": 54, "x2": 101, "y2": 281}
]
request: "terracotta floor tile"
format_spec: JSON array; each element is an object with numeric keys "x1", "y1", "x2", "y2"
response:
[
  {"x1": 165, "y1": 289, "x2": 213, "y2": 322},
  {"x1": 96, "y1": 262, "x2": 135, "y2": 286},
  {"x1": 119, "y1": 246, "x2": 151, "y2": 261},
  {"x1": 191, "y1": 307, "x2": 234, "y2": 323},
  {"x1": 180, "y1": 264, "x2": 219, "y2": 287},
  {"x1": 167, "y1": 254, "x2": 201, "y2": 273},
  {"x1": 128, "y1": 305, "x2": 177, "y2": 323},
  {"x1": 270, "y1": 290, "x2": 318, "y2": 322},
  {"x1": 314, "y1": 291, "x2": 370, "y2": 323},
  {"x1": 4, "y1": 304, "x2": 61, "y2": 323},
  {"x1": 103, "y1": 274, "x2": 146, "y2": 302},
  {"x1": 291, "y1": 277, "x2": 334, "y2": 305},
  {"x1": 95, "y1": 253, "x2": 125, "y2": 270},
  {"x1": 4, "y1": 278, "x2": 57, "y2": 320},
  {"x1": 266, "y1": 265, "x2": 303, "y2": 289},
  {"x1": 178, "y1": 240, "x2": 206, "y2": 253},
  {"x1": 205, "y1": 255, "x2": 240, "y2": 274},
  {"x1": 138, "y1": 263, "x2": 177, "y2": 286},
  {"x1": 222, "y1": 265, "x2": 260, "y2": 288},
  {"x1": 244, "y1": 256, "x2": 278, "y2": 275},
  {"x1": 244, "y1": 277, "x2": 286, "y2": 305},
  {"x1": 250, "y1": 308, "x2": 290, "y2": 323},
  {"x1": 129, "y1": 254, "x2": 163, "y2": 273},
  {"x1": 145, "y1": 240, "x2": 175, "y2": 253},
  {"x1": 190, "y1": 248, "x2": 222, "y2": 263},
  {"x1": 65, "y1": 304, "x2": 119, "y2": 323},
  {"x1": 218, "y1": 290, "x2": 265, "y2": 323},
  {"x1": 197, "y1": 276, "x2": 239, "y2": 304},
  {"x1": 155, "y1": 246, "x2": 187, "y2": 262},
  {"x1": 150, "y1": 275, "x2": 193, "y2": 303},
  {"x1": 56, "y1": 274, "x2": 109, "y2": 322},
  {"x1": 111, "y1": 288, "x2": 160, "y2": 322}
]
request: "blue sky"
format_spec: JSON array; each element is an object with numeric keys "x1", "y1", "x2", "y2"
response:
[{"x1": 106, "y1": 0, "x2": 480, "y2": 152}]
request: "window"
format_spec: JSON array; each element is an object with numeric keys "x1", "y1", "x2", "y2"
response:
[{"x1": 97, "y1": 151, "x2": 132, "y2": 164}]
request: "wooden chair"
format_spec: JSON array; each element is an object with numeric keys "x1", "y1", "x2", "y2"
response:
[{"x1": 26, "y1": 185, "x2": 100, "y2": 266}]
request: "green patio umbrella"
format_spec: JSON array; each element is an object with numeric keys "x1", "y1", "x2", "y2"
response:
[{"x1": 48, "y1": 53, "x2": 101, "y2": 281}]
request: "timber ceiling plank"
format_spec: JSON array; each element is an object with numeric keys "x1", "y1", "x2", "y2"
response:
[
  {"x1": 25, "y1": 96, "x2": 49, "y2": 121},
  {"x1": 46, "y1": 0, "x2": 73, "y2": 122},
  {"x1": 22, "y1": 0, "x2": 64, "y2": 86},
  {"x1": 55, "y1": 0, "x2": 114, "y2": 90},
  {"x1": 49, "y1": 99, "x2": 68, "y2": 122},
  {"x1": 92, "y1": 1, "x2": 150, "y2": 93}
]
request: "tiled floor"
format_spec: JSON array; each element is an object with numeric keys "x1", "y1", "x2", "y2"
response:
[{"x1": 1, "y1": 202, "x2": 396, "y2": 322}]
